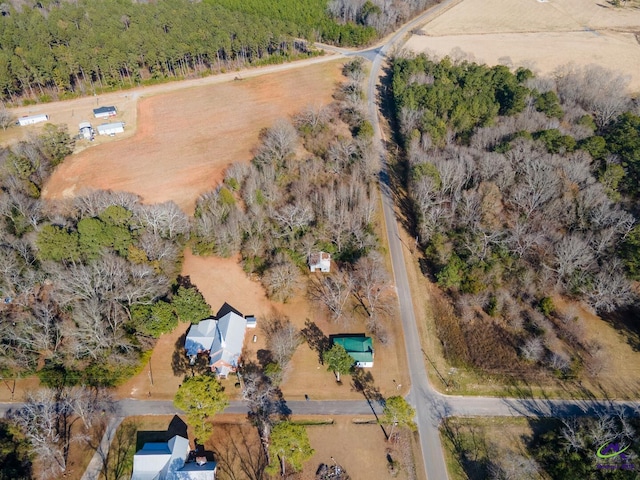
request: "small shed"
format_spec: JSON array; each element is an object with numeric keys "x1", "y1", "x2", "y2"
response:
[
  {"x1": 245, "y1": 315, "x2": 257, "y2": 329},
  {"x1": 79, "y1": 121, "x2": 94, "y2": 140},
  {"x1": 93, "y1": 106, "x2": 117, "y2": 119},
  {"x1": 309, "y1": 252, "x2": 331, "y2": 273},
  {"x1": 97, "y1": 122, "x2": 125, "y2": 136},
  {"x1": 18, "y1": 114, "x2": 49, "y2": 126}
]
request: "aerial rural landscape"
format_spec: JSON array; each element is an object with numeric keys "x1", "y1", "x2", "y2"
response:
[{"x1": 1, "y1": 0, "x2": 640, "y2": 479}]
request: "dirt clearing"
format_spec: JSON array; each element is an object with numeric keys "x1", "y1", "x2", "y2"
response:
[
  {"x1": 408, "y1": 0, "x2": 640, "y2": 90},
  {"x1": 42, "y1": 59, "x2": 346, "y2": 213},
  {"x1": 119, "y1": 250, "x2": 409, "y2": 401}
]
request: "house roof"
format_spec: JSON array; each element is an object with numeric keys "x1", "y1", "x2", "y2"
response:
[
  {"x1": 185, "y1": 319, "x2": 218, "y2": 356},
  {"x1": 177, "y1": 461, "x2": 217, "y2": 480},
  {"x1": 93, "y1": 106, "x2": 117, "y2": 115},
  {"x1": 132, "y1": 435, "x2": 190, "y2": 480},
  {"x1": 97, "y1": 122, "x2": 124, "y2": 131},
  {"x1": 333, "y1": 335, "x2": 374, "y2": 363},
  {"x1": 208, "y1": 311, "x2": 247, "y2": 369},
  {"x1": 309, "y1": 251, "x2": 331, "y2": 267}
]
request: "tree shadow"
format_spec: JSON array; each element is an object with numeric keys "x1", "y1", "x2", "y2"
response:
[
  {"x1": 213, "y1": 424, "x2": 267, "y2": 480},
  {"x1": 351, "y1": 369, "x2": 383, "y2": 404},
  {"x1": 440, "y1": 418, "x2": 490, "y2": 480},
  {"x1": 171, "y1": 331, "x2": 210, "y2": 377},
  {"x1": 599, "y1": 305, "x2": 640, "y2": 352},
  {"x1": 256, "y1": 349, "x2": 274, "y2": 369},
  {"x1": 301, "y1": 319, "x2": 331, "y2": 365}
]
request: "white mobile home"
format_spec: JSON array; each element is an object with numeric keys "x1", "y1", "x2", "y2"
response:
[
  {"x1": 18, "y1": 114, "x2": 49, "y2": 126},
  {"x1": 96, "y1": 122, "x2": 125, "y2": 136},
  {"x1": 93, "y1": 106, "x2": 117, "y2": 119}
]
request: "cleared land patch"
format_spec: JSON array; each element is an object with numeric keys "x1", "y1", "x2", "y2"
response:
[
  {"x1": 42, "y1": 59, "x2": 346, "y2": 213},
  {"x1": 408, "y1": 0, "x2": 640, "y2": 90}
]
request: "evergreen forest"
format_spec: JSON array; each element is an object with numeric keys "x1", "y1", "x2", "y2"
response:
[{"x1": 0, "y1": 0, "x2": 434, "y2": 103}]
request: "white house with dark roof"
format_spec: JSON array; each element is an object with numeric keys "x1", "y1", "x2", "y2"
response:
[
  {"x1": 184, "y1": 304, "x2": 248, "y2": 378},
  {"x1": 93, "y1": 105, "x2": 117, "y2": 118},
  {"x1": 131, "y1": 435, "x2": 216, "y2": 480}
]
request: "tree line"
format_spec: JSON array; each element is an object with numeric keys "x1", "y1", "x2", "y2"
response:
[
  {"x1": 0, "y1": 0, "x2": 436, "y2": 104},
  {"x1": 391, "y1": 53, "x2": 640, "y2": 380}
]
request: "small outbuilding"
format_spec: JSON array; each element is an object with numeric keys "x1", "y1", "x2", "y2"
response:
[
  {"x1": 97, "y1": 122, "x2": 125, "y2": 136},
  {"x1": 93, "y1": 105, "x2": 117, "y2": 119},
  {"x1": 79, "y1": 121, "x2": 94, "y2": 140},
  {"x1": 18, "y1": 114, "x2": 49, "y2": 126},
  {"x1": 245, "y1": 315, "x2": 257, "y2": 329},
  {"x1": 309, "y1": 252, "x2": 331, "y2": 273}
]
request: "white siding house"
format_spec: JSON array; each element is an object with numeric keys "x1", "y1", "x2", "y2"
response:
[
  {"x1": 97, "y1": 122, "x2": 125, "y2": 136},
  {"x1": 309, "y1": 252, "x2": 331, "y2": 272},
  {"x1": 18, "y1": 114, "x2": 49, "y2": 126},
  {"x1": 93, "y1": 106, "x2": 117, "y2": 119}
]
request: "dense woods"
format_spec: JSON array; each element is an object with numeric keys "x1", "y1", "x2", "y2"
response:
[
  {"x1": 391, "y1": 54, "x2": 640, "y2": 379},
  {"x1": 0, "y1": 0, "x2": 435, "y2": 104}
]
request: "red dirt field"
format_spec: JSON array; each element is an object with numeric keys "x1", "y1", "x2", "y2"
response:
[{"x1": 42, "y1": 59, "x2": 346, "y2": 214}]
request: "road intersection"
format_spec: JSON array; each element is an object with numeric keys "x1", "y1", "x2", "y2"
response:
[{"x1": 4, "y1": 3, "x2": 640, "y2": 479}]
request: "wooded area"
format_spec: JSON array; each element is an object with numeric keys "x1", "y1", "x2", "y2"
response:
[
  {"x1": 391, "y1": 54, "x2": 640, "y2": 379},
  {"x1": 0, "y1": 124, "x2": 218, "y2": 390},
  {"x1": 0, "y1": 0, "x2": 435, "y2": 104}
]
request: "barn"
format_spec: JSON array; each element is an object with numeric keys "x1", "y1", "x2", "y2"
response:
[
  {"x1": 18, "y1": 114, "x2": 49, "y2": 126},
  {"x1": 96, "y1": 122, "x2": 125, "y2": 136},
  {"x1": 93, "y1": 106, "x2": 117, "y2": 119}
]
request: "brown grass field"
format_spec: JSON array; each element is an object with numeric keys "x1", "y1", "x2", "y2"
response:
[
  {"x1": 40, "y1": 58, "x2": 346, "y2": 213},
  {"x1": 111, "y1": 414, "x2": 417, "y2": 480},
  {"x1": 407, "y1": 0, "x2": 640, "y2": 91}
]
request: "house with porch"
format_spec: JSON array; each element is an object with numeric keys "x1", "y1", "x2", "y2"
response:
[
  {"x1": 131, "y1": 417, "x2": 216, "y2": 480},
  {"x1": 184, "y1": 304, "x2": 251, "y2": 378},
  {"x1": 331, "y1": 334, "x2": 374, "y2": 368}
]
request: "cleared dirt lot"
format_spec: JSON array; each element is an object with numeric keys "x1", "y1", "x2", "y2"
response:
[
  {"x1": 407, "y1": 0, "x2": 640, "y2": 90},
  {"x1": 119, "y1": 251, "x2": 410, "y2": 402},
  {"x1": 42, "y1": 58, "x2": 346, "y2": 213}
]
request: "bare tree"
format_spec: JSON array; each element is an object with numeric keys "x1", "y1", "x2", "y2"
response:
[
  {"x1": 351, "y1": 253, "x2": 389, "y2": 314},
  {"x1": 0, "y1": 106, "x2": 15, "y2": 130},
  {"x1": 488, "y1": 451, "x2": 540, "y2": 480},
  {"x1": 254, "y1": 119, "x2": 298, "y2": 167},
  {"x1": 12, "y1": 389, "x2": 69, "y2": 479},
  {"x1": 261, "y1": 316, "x2": 302, "y2": 369},
  {"x1": 241, "y1": 366, "x2": 288, "y2": 466},
  {"x1": 585, "y1": 259, "x2": 634, "y2": 313},
  {"x1": 309, "y1": 272, "x2": 353, "y2": 323},
  {"x1": 136, "y1": 201, "x2": 189, "y2": 239},
  {"x1": 261, "y1": 258, "x2": 302, "y2": 303},
  {"x1": 520, "y1": 336, "x2": 544, "y2": 362},
  {"x1": 294, "y1": 105, "x2": 330, "y2": 133}
]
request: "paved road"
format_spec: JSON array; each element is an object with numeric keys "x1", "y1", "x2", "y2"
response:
[
  {"x1": 362, "y1": 2, "x2": 468, "y2": 479},
  {"x1": 7, "y1": 3, "x2": 640, "y2": 479}
]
